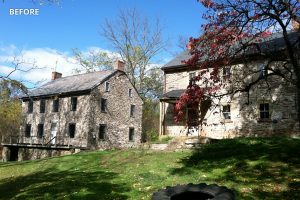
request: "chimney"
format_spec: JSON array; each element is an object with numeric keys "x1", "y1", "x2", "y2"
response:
[
  {"x1": 51, "y1": 71, "x2": 62, "y2": 80},
  {"x1": 114, "y1": 60, "x2": 125, "y2": 71}
]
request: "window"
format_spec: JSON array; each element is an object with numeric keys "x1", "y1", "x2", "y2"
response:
[
  {"x1": 99, "y1": 124, "x2": 107, "y2": 140},
  {"x1": 52, "y1": 99, "x2": 59, "y2": 112},
  {"x1": 130, "y1": 105, "x2": 135, "y2": 117},
  {"x1": 128, "y1": 88, "x2": 132, "y2": 97},
  {"x1": 101, "y1": 98, "x2": 107, "y2": 112},
  {"x1": 260, "y1": 103, "x2": 270, "y2": 119},
  {"x1": 129, "y1": 128, "x2": 134, "y2": 141},
  {"x1": 222, "y1": 105, "x2": 231, "y2": 120},
  {"x1": 223, "y1": 67, "x2": 231, "y2": 79},
  {"x1": 189, "y1": 72, "x2": 196, "y2": 80},
  {"x1": 37, "y1": 124, "x2": 44, "y2": 138},
  {"x1": 105, "y1": 81, "x2": 110, "y2": 92},
  {"x1": 25, "y1": 124, "x2": 31, "y2": 138},
  {"x1": 40, "y1": 99, "x2": 46, "y2": 113},
  {"x1": 71, "y1": 97, "x2": 77, "y2": 111},
  {"x1": 260, "y1": 64, "x2": 268, "y2": 77},
  {"x1": 69, "y1": 123, "x2": 76, "y2": 138},
  {"x1": 28, "y1": 100, "x2": 33, "y2": 113}
]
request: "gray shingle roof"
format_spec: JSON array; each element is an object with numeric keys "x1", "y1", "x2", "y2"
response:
[
  {"x1": 24, "y1": 70, "x2": 118, "y2": 98},
  {"x1": 162, "y1": 89, "x2": 186, "y2": 99},
  {"x1": 162, "y1": 31, "x2": 299, "y2": 70}
]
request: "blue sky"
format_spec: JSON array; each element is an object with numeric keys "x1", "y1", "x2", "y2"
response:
[{"x1": 0, "y1": 0, "x2": 205, "y2": 85}]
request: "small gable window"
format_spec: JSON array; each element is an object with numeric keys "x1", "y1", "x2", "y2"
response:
[
  {"x1": 25, "y1": 124, "x2": 31, "y2": 138},
  {"x1": 37, "y1": 124, "x2": 44, "y2": 139},
  {"x1": 105, "y1": 81, "x2": 110, "y2": 92},
  {"x1": 99, "y1": 124, "x2": 107, "y2": 140},
  {"x1": 40, "y1": 99, "x2": 46, "y2": 113},
  {"x1": 69, "y1": 123, "x2": 76, "y2": 138},
  {"x1": 52, "y1": 99, "x2": 59, "y2": 112},
  {"x1": 128, "y1": 89, "x2": 132, "y2": 97},
  {"x1": 222, "y1": 105, "x2": 231, "y2": 120},
  {"x1": 28, "y1": 100, "x2": 33, "y2": 113},
  {"x1": 130, "y1": 105, "x2": 135, "y2": 117},
  {"x1": 101, "y1": 98, "x2": 107, "y2": 112},
  {"x1": 260, "y1": 103, "x2": 270, "y2": 119},
  {"x1": 71, "y1": 97, "x2": 77, "y2": 111}
]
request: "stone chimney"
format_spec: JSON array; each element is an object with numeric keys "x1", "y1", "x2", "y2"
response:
[
  {"x1": 115, "y1": 60, "x2": 125, "y2": 71},
  {"x1": 51, "y1": 71, "x2": 62, "y2": 80}
]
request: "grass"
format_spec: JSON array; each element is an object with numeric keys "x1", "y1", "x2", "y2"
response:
[{"x1": 0, "y1": 137, "x2": 300, "y2": 199}]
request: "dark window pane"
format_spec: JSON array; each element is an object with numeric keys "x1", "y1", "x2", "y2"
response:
[
  {"x1": 128, "y1": 89, "x2": 132, "y2": 97},
  {"x1": 25, "y1": 124, "x2": 31, "y2": 137},
  {"x1": 69, "y1": 123, "x2": 76, "y2": 138},
  {"x1": 105, "y1": 82, "x2": 110, "y2": 92},
  {"x1": 40, "y1": 99, "x2": 46, "y2": 113},
  {"x1": 53, "y1": 99, "x2": 59, "y2": 112},
  {"x1": 99, "y1": 124, "x2": 107, "y2": 140},
  {"x1": 129, "y1": 128, "x2": 134, "y2": 141},
  {"x1": 259, "y1": 103, "x2": 270, "y2": 119},
  {"x1": 101, "y1": 98, "x2": 107, "y2": 112},
  {"x1": 222, "y1": 105, "x2": 231, "y2": 119},
  {"x1": 28, "y1": 100, "x2": 33, "y2": 113},
  {"x1": 37, "y1": 124, "x2": 44, "y2": 138},
  {"x1": 71, "y1": 97, "x2": 77, "y2": 111}
]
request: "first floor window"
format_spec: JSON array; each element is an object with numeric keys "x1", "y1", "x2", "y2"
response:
[
  {"x1": 129, "y1": 128, "x2": 134, "y2": 141},
  {"x1": 37, "y1": 124, "x2": 44, "y2": 138},
  {"x1": 222, "y1": 105, "x2": 231, "y2": 119},
  {"x1": 69, "y1": 123, "x2": 76, "y2": 138},
  {"x1": 99, "y1": 124, "x2": 107, "y2": 140},
  {"x1": 25, "y1": 124, "x2": 31, "y2": 137},
  {"x1": 260, "y1": 103, "x2": 270, "y2": 119}
]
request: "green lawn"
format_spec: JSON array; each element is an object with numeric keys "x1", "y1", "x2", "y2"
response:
[{"x1": 0, "y1": 137, "x2": 300, "y2": 199}]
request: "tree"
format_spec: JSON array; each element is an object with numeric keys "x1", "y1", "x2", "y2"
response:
[
  {"x1": 101, "y1": 8, "x2": 167, "y2": 96},
  {"x1": 175, "y1": 0, "x2": 300, "y2": 126}
]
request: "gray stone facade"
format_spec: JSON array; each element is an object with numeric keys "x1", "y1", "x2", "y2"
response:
[
  {"x1": 160, "y1": 60, "x2": 299, "y2": 138},
  {"x1": 2, "y1": 69, "x2": 143, "y2": 161}
]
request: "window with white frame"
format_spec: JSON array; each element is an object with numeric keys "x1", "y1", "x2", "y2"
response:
[{"x1": 222, "y1": 105, "x2": 231, "y2": 120}]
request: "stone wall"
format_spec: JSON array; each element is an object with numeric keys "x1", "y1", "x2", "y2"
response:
[
  {"x1": 88, "y1": 72, "x2": 143, "y2": 149},
  {"x1": 161, "y1": 61, "x2": 299, "y2": 138}
]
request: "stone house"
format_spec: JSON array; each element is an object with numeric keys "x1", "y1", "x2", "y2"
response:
[
  {"x1": 2, "y1": 61, "x2": 143, "y2": 161},
  {"x1": 160, "y1": 32, "x2": 299, "y2": 138}
]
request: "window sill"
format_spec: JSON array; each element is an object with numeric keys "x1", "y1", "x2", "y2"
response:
[
  {"x1": 257, "y1": 119, "x2": 272, "y2": 123},
  {"x1": 101, "y1": 111, "x2": 107, "y2": 113},
  {"x1": 223, "y1": 119, "x2": 233, "y2": 123}
]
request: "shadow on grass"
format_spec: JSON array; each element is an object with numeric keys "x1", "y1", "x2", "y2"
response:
[
  {"x1": 169, "y1": 137, "x2": 300, "y2": 199},
  {"x1": 0, "y1": 167, "x2": 130, "y2": 200}
]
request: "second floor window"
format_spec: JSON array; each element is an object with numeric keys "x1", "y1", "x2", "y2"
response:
[
  {"x1": 101, "y1": 98, "x2": 107, "y2": 112},
  {"x1": 28, "y1": 100, "x2": 33, "y2": 113},
  {"x1": 71, "y1": 97, "x2": 77, "y2": 111},
  {"x1": 40, "y1": 99, "x2": 46, "y2": 113},
  {"x1": 260, "y1": 103, "x2": 270, "y2": 119},
  {"x1": 25, "y1": 124, "x2": 31, "y2": 138},
  {"x1": 37, "y1": 124, "x2": 44, "y2": 138},
  {"x1": 128, "y1": 89, "x2": 132, "y2": 97},
  {"x1": 53, "y1": 99, "x2": 59, "y2": 112},
  {"x1": 130, "y1": 105, "x2": 135, "y2": 117},
  {"x1": 222, "y1": 105, "x2": 231, "y2": 120},
  {"x1": 69, "y1": 123, "x2": 76, "y2": 138},
  {"x1": 189, "y1": 72, "x2": 196, "y2": 80}
]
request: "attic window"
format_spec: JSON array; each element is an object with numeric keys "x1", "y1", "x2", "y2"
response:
[
  {"x1": 128, "y1": 89, "x2": 132, "y2": 97},
  {"x1": 130, "y1": 105, "x2": 135, "y2": 117},
  {"x1": 105, "y1": 81, "x2": 110, "y2": 92}
]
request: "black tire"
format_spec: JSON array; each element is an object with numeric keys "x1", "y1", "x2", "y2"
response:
[{"x1": 152, "y1": 183, "x2": 235, "y2": 200}]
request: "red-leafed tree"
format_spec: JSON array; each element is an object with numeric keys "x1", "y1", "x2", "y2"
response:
[{"x1": 175, "y1": 0, "x2": 300, "y2": 127}]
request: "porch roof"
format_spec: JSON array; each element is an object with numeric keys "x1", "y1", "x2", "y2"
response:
[{"x1": 160, "y1": 89, "x2": 185, "y2": 101}]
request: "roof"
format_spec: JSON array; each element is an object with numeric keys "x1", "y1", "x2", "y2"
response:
[
  {"x1": 161, "y1": 89, "x2": 186, "y2": 99},
  {"x1": 23, "y1": 70, "x2": 119, "y2": 98},
  {"x1": 162, "y1": 31, "x2": 299, "y2": 71}
]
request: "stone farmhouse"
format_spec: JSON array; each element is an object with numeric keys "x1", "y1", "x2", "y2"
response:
[
  {"x1": 2, "y1": 61, "x2": 143, "y2": 161},
  {"x1": 160, "y1": 31, "x2": 299, "y2": 139}
]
